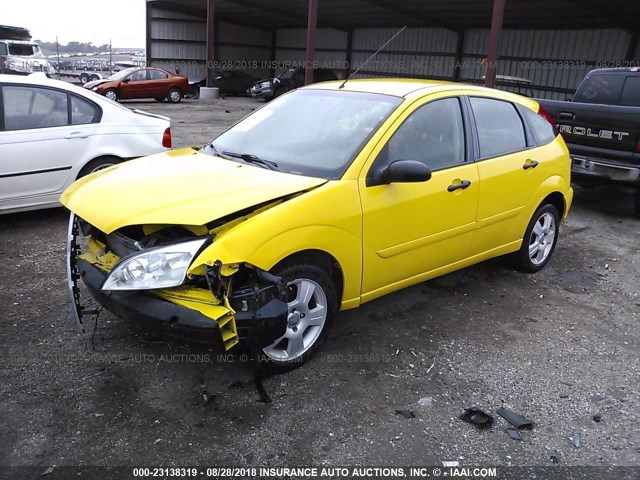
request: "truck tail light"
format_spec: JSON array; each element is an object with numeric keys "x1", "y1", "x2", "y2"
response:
[
  {"x1": 538, "y1": 105, "x2": 556, "y2": 127},
  {"x1": 162, "y1": 128, "x2": 172, "y2": 148}
]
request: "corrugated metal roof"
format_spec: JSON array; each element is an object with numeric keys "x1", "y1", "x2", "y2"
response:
[{"x1": 147, "y1": 0, "x2": 640, "y2": 31}]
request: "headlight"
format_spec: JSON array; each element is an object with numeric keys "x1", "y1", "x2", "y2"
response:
[
  {"x1": 262, "y1": 81, "x2": 271, "y2": 88},
  {"x1": 101, "y1": 238, "x2": 208, "y2": 291}
]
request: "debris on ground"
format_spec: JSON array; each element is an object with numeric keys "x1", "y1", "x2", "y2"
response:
[
  {"x1": 40, "y1": 465, "x2": 56, "y2": 476},
  {"x1": 460, "y1": 407, "x2": 493, "y2": 429},
  {"x1": 442, "y1": 461, "x2": 459, "y2": 467},
  {"x1": 570, "y1": 435, "x2": 583, "y2": 448},
  {"x1": 418, "y1": 396, "x2": 433, "y2": 407},
  {"x1": 550, "y1": 455, "x2": 560, "y2": 464},
  {"x1": 506, "y1": 428, "x2": 522, "y2": 440},
  {"x1": 254, "y1": 372, "x2": 272, "y2": 404},
  {"x1": 242, "y1": 450, "x2": 255, "y2": 464},
  {"x1": 496, "y1": 407, "x2": 534, "y2": 429},
  {"x1": 593, "y1": 414, "x2": 602, "y2": 423},
  {"x1": 591, "y1": 394, "x2": 607, "y2": 403},
  {"x1": 199, "y1": 383, "x2": 213, "y2": 405},
  {"x1": 395, "y1": 408, "x2": 415, "y2": 419}
]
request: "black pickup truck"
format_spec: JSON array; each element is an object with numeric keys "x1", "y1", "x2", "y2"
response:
[{"x1": 538, "y1": 68, "x2": 640, "y2": 216}]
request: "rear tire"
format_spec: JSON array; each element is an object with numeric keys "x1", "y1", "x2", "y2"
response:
[
  {"x1": 260, "y1": 263, "x2": 337, "y2": 373},
  {"x1": 77, "y1": 156, "x2": 120, "y2": 179},
  {"x1": 167, "y1": 88, "x2": 183, "y2": 103},
  {"x1": 509, "y1": 204, "x2": 560, "y2": 273},
  {"x1": 79, "y1": 73, "x2": 90, "y2": 85}
]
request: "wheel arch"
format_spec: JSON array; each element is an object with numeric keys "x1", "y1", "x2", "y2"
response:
[
  {"x1": 271, "y1": 249, "x2": 344, "y2": 306},
  {"x1": 76, "y1": 155, "x2": 123, "y2": 179}
]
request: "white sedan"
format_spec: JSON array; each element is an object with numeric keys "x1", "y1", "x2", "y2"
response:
[{"x1": 0, "y1": 73, "x2": 171, "y2": 214}]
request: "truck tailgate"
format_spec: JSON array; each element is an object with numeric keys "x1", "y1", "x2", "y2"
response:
[{"x1": 539, "y1": 99, "x2": 640, "y2": 164}]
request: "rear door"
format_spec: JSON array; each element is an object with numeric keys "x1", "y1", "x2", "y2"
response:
[
  {"x1": 0, "y1": 84, "x2": 99, "y2": 209},
  {"x1": 147, "y1": 69, "x2": 170, "y2": 97},
  {"x1": 469, "y1": 96, "x2": 548, "y2": 255}
]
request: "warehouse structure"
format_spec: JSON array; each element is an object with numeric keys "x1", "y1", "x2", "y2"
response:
[{"x1": 145, "y1": 0, "x2": 640, "y2": 99}]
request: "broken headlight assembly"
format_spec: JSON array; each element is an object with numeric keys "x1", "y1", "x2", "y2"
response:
[{"x1": 101, "y1": 237, "x2": 209, "y2": 291}]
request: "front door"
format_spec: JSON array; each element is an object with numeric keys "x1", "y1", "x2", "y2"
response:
[{"x1": 359, "y1": 95, "x2": 479, "y2": 301}]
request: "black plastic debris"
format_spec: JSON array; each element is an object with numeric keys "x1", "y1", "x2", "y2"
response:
[
  {"x1": 242, "y1": 451, "x2": 255, "y2": 464},
  {"x1": 254, "y1": 372, "x2": 272, "y2": 404},
  {"x1": 395, "y1": 408, "x2": 415, "y2": 419},
  {"x1": 199, "y1": 383, "x2": 213, "y2": 405},
  {"x1": 593, "y1": 414, "x2": 602, "y2": 423},
  {"x1": 506, "y1": 428, "x2": 522, "y2": 440},
  {"x1": 460, "y1": 407, "x2": 493, "y2": 429},
  {"x1": 550, "y1": 455, "x2": 560, "y2": 464},
  {"x1": 570, "y1": 435, "x2": 583, "y2": 448},
  {"x1": 496, "y1": 407, "x2": 534, "y2": 429}
]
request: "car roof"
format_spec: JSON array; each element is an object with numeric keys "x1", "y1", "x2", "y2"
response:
[
  {"x1": 0, "y1": 73, "x2": 78, "y2": 89},
  {"x1": 305, "y1": 78, "x2": 540, "y2": 108}
]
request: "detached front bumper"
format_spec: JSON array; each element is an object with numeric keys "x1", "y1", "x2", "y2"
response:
[{"x1": 77, "y1": 258, "x2": 227, "y2": 348}]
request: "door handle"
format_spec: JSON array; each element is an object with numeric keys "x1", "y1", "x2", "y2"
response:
[
  {"x1": 64, "y1": 132, "x2": 89, "y2": 139},
  {"x1": 558, "y1": 112, "x2": 574, "y2": 120},
  {"x1": 447, "y1": 180, "x2": 471, "y2": 192},
  {"x1": 523, "y1": 159, "x2": 539, "y2": 170}
]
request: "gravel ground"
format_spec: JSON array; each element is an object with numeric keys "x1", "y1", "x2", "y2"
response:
[{"x1": 0, "y1": 97, "x2": 639, "y2": 473}]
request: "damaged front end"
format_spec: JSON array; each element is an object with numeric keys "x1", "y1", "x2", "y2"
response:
[{"x1": 66, "y1": 213, "x2": 289, "y2": 352}]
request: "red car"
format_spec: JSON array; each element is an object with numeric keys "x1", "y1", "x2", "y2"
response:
[{"x1": 84, "y1": 67, "x2": 190, "y2": 103}]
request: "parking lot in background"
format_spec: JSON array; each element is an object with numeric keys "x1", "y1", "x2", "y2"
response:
[{"x1": 0, "y1": 97, "x2": 638, "y2": 468}]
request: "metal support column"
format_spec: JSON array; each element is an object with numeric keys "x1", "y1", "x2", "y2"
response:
[
  {"x1": 206, "y1": 0, "x2": 215, "y2": 88},
  {"x1": 344, "y1": 29, "x2": 354, "y2": 78},
  {"x1": 484, "y1": 0, "x2": 505, "y2": 88},
  {"x1": 453, "y1": 30, "x2": 464, "y2": 82},
  {"x1": 304, "y1": 0, "x2": 318, "y2": 85}
]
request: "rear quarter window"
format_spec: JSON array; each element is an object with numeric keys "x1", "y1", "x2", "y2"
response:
[
  {"x1": 521, "y1": 106, "x2": 557, "y2": 146},
  {"x1": 470, "y1": 97, "x2": 527, "y2": 158}
]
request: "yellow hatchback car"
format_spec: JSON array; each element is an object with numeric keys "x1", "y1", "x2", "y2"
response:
[{"x1": 62, "y1": 79, "x2": 573, "y2": 371}]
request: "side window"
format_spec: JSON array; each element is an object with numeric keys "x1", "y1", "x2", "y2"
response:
[
  {"x1": 128, "y1": 70, "x2": 147, "y2": 82},
  {"x1": 376, "y1": 98, "x2": 466, "y2": 172},
  {"x1": 0, "y1": 43, "x2": 7, "y2": 56},
  {"x1": 71, "y1": 95, "x2": 99, "y2": 125},
  {"x1": 470, "y1": 97, "x2": 527, "y2": 158},
  {"x1": 521, "y1": 106, "x2": 557, "y2": 146},
  {"x1": 3, "y1": 86, "x2": 68, "y2": 131},
  {"x1": 620, "y1": 76, "x2": 640, "y2": 106},
  {"x1": 149, "y1": 69, "x2": 168, "y2": 80},
  {"x1": 573, "y1": 74, "x2": 625, "y2": 105}
]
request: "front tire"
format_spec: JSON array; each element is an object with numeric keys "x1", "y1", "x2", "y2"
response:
[
  {"x1": 261, "y1": 263, "x2": 337, "y2": 372},
  {"x1": 103, "y1": 89, "x2": 118, "y2": 102},
  {"x1": 510, "y1": 204, "x2": 560, "y2": 273},
  {"x1": 167, "y1": 88, "x2": 183, "y2": 103}
]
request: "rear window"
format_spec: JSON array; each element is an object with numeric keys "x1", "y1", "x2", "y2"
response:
[
  {"x1": 574, "y1": 73, "x2": 625, "y2": 105},
  {"x1": 521, "y1": 106, "x2": 557, "y2": 146},
  {"x1": 620, "y1": 76, "x2": 640, "y2": 106},
  {"x1": 470, "y1": 97, "x2": 527, "y2": 158}
]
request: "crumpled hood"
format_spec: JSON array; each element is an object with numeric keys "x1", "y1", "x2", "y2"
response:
[
  {"x1": 84, "y1": 78, "x2": 110, "y2": 89},
  {"x1": 60, "y1": 148, "x2": 327, "y2": 233}
]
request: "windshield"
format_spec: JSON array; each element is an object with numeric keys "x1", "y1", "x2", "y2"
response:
[
  {"x1": 109, "y1": 68, "x2": 137, "y2": 80},
  {"x1": 8, "y1": 43, "x2": 39, "y2": 56},
  {"x1": 204, "y1": 89, "x2": 402, "y2": 179}
]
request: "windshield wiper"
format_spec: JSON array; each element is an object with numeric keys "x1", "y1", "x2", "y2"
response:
[{"x1": 221, "y1": 151, "x2": 279, "y2": 171}]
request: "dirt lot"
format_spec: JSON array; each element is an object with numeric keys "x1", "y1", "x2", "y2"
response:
[{"x1": 1, "y1": 97, "x2": 639, "y2": 474}]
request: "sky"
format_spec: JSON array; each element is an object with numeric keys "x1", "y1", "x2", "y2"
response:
[{"x1": 3, "y1": 0, "x2": 146, "y2": 47}]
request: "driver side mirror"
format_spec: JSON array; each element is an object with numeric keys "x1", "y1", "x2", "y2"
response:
[
  {"x1": 371, "y1": 160, "x2": 432, "y2": 186},
  {"x1": 122, "y1": 78, "x2": 130, "y2": 83}
]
